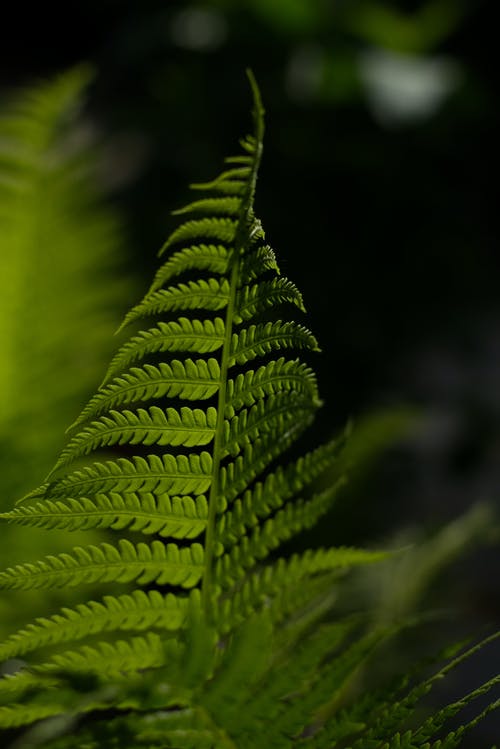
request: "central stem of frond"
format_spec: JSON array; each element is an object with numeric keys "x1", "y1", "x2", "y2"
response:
[
  {"x1": 201, "y1": 75, "x2": 264, "y2": 618},
  {"x1": 201, "y1": 253, "x2": 240, "y2": 617}
]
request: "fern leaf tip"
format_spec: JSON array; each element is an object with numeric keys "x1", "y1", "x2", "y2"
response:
[
  {"x1": 246, "y1": 68, "x2": 265, "y2": 117},
  {"x1": 114, "y1": 319, "x2": 128, "y2": 335}
]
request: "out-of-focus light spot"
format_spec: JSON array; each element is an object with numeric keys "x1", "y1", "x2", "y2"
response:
[
  {"x1": 286, "y1": 44, "x2": 324, "y2": 102},
  {"x1": 358, "y1": 47, "x2": 461, "y2": 126},
  {"x1": 170, "y1": 7, "x2": 227, "y2": 51}
]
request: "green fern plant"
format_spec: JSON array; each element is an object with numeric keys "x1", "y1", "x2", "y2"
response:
[{"x1": 0, "y1": 72, "x2": 498, "y2": 748}]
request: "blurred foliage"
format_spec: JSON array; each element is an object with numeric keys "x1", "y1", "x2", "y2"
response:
[
  {"x1": 361, "y1": 502, "x2": 497, "y2": 625},
  {"x1": 336, "y1": 0, "x2": 468, "y2": 52},
  {"x1": 0, "y1": 69, "x2": 133, "y2": 636}
]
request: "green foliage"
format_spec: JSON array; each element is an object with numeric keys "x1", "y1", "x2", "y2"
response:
[
  {"x1": 337, "y1": 0, "x2": 468, "y2": 54},
  {"x1": 0, "y1": 67, "x2": 130, "y2": 496},
  {"x1": 0, "y1": 66, "x2": 133, "y2": 644},
  {"x1": 0, "y1": 72, "x2": 498, "y2": 748}
]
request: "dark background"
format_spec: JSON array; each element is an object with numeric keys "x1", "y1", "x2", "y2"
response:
[{"x1": 1, "y1": 0, "x2": 498, "y2": 742}]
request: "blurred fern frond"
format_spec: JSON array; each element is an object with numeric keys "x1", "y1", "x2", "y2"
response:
[
  {"x1": 0, "y1": 67, "x2": 131, "y2": 500},
  {"x1": 0, "y1": 68, "x2": 133, "y2": 638}
]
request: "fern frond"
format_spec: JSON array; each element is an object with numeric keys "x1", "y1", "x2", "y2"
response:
[
  {"x1": 411, "y1": 673, "x2": 500, "y2": 745},
  {"x1": 223, "y1": 391, "x2": 319, "y2": 458},
  {"x1": 0, "y1": 589, "x2": 198, "y2": 661},
  {"x1": 218, "y1": 475, "x2": 345, "y2": 549},
  {"x1": 39, "y1": 451, "x2": 213, "y2": 498},
  {"x1": 52, "y1": 406, "x2": 217, "y2": 473},
  {"x1": 159, "y1": 218, "x2": 238, "y2": 256},
  {"x1": 0, "y1": 703, "x2": 70, "y2": 730},
  {"x1": 229, "y1": 320, "x2": 320, "y2": 365},
  {"x1": 225, "y1": 357, "x2": 320, "y2": 416},
  {"x1": 222, "y1": 414, "x2": 342, "y2": 513},
  {"x1": 70, "y1": 358, "x2": 221, "y2": 429},
  {"x1": 219, "y1": 435, "x2": 347, "y2": 538},
  {"x1": 218, "y1": 416, "x2": 314, "y2": 508},
  {"x1": 172, "y1": 197, "x2": 242, "y2": 217},
  {"x1": 234, "y1": 277, "x2": 305, "y2": 323},
  {"x1": 37, "y1": 632, "x2": 172, "y2": 677},
  {"x1": 0, "y1": 539, "x2": 204, "y2": 590},
  {"x1": 268, "y1": 628, "x2": 389, "y2": 744},
  {"x1": 119, "y1": 277, "x2": 230, "y2": 331},
  {"x1": 70, "y1": 709, "x2": 217, "y2": 749},
  {"x1": 215, "y1": 487, "x2": 349, "y2": 588},
  {"x1": 217, "y1": 547, "x2": 387, "y2": 633},
  {"x1": 198, "y1": 614, "x2": 274, "y2": 731},
  {"x1": 0, "y1": 672, "x2": 129, "y2": 729},
  {"x1": 0, "y1": 671, "x2": 58, "y2": 704},
  {"x1": 347, "y1": 632, "x2": 500, "y2": 747},
  {"x1": 225, "y1": 153, "x2": 253, "y2": 164},
  {"x1": 0, "y1": 68, "x2": 130, "y2": 507},
  {"x1": 149, "y1": 245, "x2": 230, "y2": 293},
  {"x1": 103, "y1": 318, "x2": 225, "y2": 385},
  {"x1": 3, "y1": 636, "x2": 185, "y2": 730},
  {"x1": 239, "y1": 245, "x2": 279, "y2": 282},
  {"x1": 206, "y1": 618, "x2": 357, "y2": 742},
  {"x1": 0, "y1": 674, "x2": 116, "y2": 730},
  {"x1": 190, "y1": 179, "x2": 247, "y2": 197},
  {"x1": 2, "y1": 492, "x2": 208, "y2": 538},
  {"x1": 189, "y1": 167, "x2": 251, "y2": 195}
]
